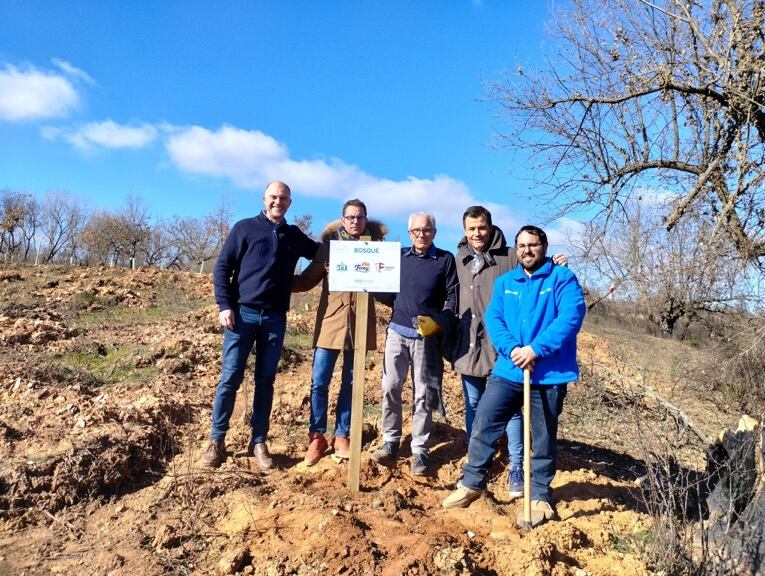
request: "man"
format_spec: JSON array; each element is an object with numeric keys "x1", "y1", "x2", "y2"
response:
[
  {"x1": 442, "y1": 225, "x2": 585, "y2": 529},
  {"x1": 454, "y1": 206, "x2": 567, "y2": 498},
  {"x1": 201, "y1": 181, "x2": 318, "y2": 471},
  {"x1": 292, "y1": 199, "x2": 387, "y2": 465},
  {"x1": 372, "y1": 212, "x2": 458, "y2": 476}
]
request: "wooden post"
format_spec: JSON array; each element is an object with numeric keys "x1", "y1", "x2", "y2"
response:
[
  {"x1": 348, "y1": 236, "x2": 371, "y2": 491},
  {"x1": 523, "y1": 368, "x2": 532, "y2": 526}
]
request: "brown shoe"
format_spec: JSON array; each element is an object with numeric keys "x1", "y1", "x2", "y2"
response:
[
  {"x1": 200, "y1": 440, "x2": 226, "y2": 468},
  {"x1": 304, "y1": 432, "x2": 328, "y2": 466},
  {"x1": 517, "y1": 499, "x2": 556, "y2": 529},
  {"x1": 333, "y1": 436, "x2": 350, "y2": 460},
  {"x1": 248, "y1": 441, "x2": 273, "y2": 472}
]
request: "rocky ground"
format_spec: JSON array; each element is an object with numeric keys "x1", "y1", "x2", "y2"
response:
[{"x1": 0, "y1": 265, "x2": 739, "y2": 575}]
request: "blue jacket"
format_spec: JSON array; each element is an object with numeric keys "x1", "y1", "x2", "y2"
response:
[
  {"x1": 485, "y1": 258, "x2": 585, "y2": 385},
  {"x1": 213, "y1": 212, "x2": 318, "y2": 313}
]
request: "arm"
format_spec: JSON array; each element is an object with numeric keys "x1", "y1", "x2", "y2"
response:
[
  {"x1": 292, "y1": 242, "x2": 328, "y2": 292},
  {"x1": 529, "y1": 271, "x2": 586, "y2": 358},
  {"x1": 441, "y1": 253, "x2": 458, "y2": 315},
  {"x1": 213, "y1": 222, "x2": 241, "y2": 313}
]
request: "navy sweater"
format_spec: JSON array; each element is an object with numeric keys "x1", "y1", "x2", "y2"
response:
[
  {"x1": 214, "y1": 212, "x2": 318, "y2": 313},
  {"x1": 389, "y1": 246, "x2": 458, "y2": 328}
]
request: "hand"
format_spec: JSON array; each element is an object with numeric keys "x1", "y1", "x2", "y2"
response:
[
  {"x1": 552, "y1": 253, "x2": 568, "y2": 267},
  {"x1": 510, "y1": 345, "x2": 537, "y2": 370},
  {"x1": 219, "y1": 309, "x2": 235, "y2": 330},
  {"x1": 415, "y1": 315, "x2": 443, "y2": 337}
]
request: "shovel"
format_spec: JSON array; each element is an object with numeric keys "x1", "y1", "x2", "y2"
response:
[{"x1": 521, "y1": 367, "x2": 532, "y2": 529}]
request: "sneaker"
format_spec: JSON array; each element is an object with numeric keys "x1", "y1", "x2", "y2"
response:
[
  {"x1": 304, "y1": 432, "x2": 328, "y2": 466},
  {"x1": 333, "y1": 436, "x2": 350, "y2": 460},
  {"x1": 442, "y1": 485, "x2": 482, "y2": 509},
  {"x1": 410, "y1": 453, "x2": 429, "y2": 476},
  {"x1": 517, "y1": 499, "x2": 556, "y2": 529},
  {"x1": 200, "y1": 440, "x2": 226, "y2": 468},
  {"x1": 508, "y1": 465, "x2": 524, "y2": 499},
  {"x1": 371, "y1": 441, "x2": 399, "y2": 465}
]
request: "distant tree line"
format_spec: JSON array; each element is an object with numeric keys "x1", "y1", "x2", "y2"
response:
[{"x1": 0, "y1": 187, "x2": 234, "y2": 272}]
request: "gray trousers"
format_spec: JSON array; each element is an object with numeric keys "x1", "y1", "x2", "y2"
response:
[{"x1": 380, "y1": 328, "x2": 432, "y2": 456}]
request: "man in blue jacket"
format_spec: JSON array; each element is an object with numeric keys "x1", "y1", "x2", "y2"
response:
[
  {"x1": 442, "y1": 225, "x2": 585, "y2": 528},
  {"x1": 201, "y1": 181, "x2": 318, "y2": 471}
]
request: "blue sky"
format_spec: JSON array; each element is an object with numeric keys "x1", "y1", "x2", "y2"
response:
[{"x1": 0, "y1": 1, "x2": 577, "y2": 250}]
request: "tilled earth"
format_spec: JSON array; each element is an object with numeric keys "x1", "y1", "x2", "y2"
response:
[{"x1": 0, "y1": 265, "x2": 729, "y2": 575}]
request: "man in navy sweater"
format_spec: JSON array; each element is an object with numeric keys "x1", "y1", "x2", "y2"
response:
[
  {"x1": 201, "y1": 181, "x2": 318, "y2": 471},
  {"x1": 372, "y1": 212, "x2": 458, "y2": 476}
]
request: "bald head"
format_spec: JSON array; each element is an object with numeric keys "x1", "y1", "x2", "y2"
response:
[{"x1": 262, "y1": 181, "x2": 292, "y2": 223}]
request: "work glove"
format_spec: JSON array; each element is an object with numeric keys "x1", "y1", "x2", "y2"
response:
[{"x1": 415, "y1": 315, "x2": 443, "y2": 337}]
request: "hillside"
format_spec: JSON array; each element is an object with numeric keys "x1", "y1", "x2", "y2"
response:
[{"x1": 0, "y1": 265, "x2": 741, "y2": 575}]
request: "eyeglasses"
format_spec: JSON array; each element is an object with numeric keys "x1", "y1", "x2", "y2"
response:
[
  {"x1": 409, "y1": 228, "x2": 435, "y2": 236},
  {"x1": 516, "y1": 242, "x2": 543, "y2": 250},
  {"x1": 343, "y1": 215, "x2": 366, "y2": 222}
]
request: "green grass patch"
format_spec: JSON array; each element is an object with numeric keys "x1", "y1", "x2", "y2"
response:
[
  {"x1": 53, "y1": 343, "x2": 157, "y2": 387},
  {"x1": 608, "y1": 527, "x2": 655, "y2": 554},
  {"x1": 74, "y1": 298, "x2": 209, "y2": 329}
]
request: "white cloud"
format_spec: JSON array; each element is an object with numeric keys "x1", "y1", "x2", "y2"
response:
[
  {"x1": 165, "y1": 125, "x2": 485, "y2": 223},
  {"x1": 42, "y1": 119, "x2": 158, "y2": 150},
  {"x1": 52, "y1": 58, "x2": 96, "y2": 85},
  {"x1": 0, "y1": 64, "x2": 80, "y2": 121}
]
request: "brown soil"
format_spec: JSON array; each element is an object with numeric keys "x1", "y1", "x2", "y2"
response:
[{"x1": 0, "y1": 265, "x2": 734, "y2": 575}]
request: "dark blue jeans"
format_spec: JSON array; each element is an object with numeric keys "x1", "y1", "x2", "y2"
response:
[
  {"x1": 461, "y1": 374, "x2": 567, "y2": 502},
  {"x1": 461, "y1": 374, "x2": 523, "y2": 466},
  {"x1": 309, "y1": 347, "x2": 353, "y2": 438},
  {"x1": 210, "y1": 305, "x2": 286, "y2": 444}
]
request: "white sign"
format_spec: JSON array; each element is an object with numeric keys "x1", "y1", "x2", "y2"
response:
[{"x1": 328, "y1": 240, "x2": 401, "y2": 293}]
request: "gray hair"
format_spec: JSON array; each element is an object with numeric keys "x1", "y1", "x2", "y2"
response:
[{"x1": 407, "y1": 211, "x2": 436, "y2": 231}]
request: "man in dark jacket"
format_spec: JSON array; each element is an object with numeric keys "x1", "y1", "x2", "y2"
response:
[
  {"x1": 201, "y1": 181, "x2": 318, "y2": 471},
  {"x1": 292, "y1": 199, "x2": 387, "y2": 466},
  {"x1": 372, "y1": 211, "x2": 458, "y2": 476},
  {"x1": 454, "y1": 206, "x2": 567, "y2": 497},
  {"x1": 454, "y1": 206, "x2": 525, "y2": 496}
]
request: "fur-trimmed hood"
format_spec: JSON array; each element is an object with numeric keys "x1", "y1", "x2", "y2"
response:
[{"x1": 320, "y1": 218, "x2": 388, "y2": 242}]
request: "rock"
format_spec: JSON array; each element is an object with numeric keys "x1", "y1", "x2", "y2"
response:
[
  {"x1": 216, "y1": 547, "x2": 248, "y2": 575},
  {"x1": 153, "y1": 523, "x2": 181, "y2": 549}
]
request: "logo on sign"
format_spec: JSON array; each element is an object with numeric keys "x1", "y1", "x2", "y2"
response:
[
  {"x1": 376, "y1": 262, "x2": 394, "y2": 272},
  {"x1": 336, "y1": 262, "x2": 348, "y2": 272},
  {"x1": 354, "y1": 261, "x2": 370, "y2": 273},
  {"x1": 354, "y1": 247, "x2": 379, "y2": 254}
]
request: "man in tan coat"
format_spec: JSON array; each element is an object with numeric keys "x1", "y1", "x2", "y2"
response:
[{"x1": 292, "y1": 199, "x2": 387, "y2": 465}]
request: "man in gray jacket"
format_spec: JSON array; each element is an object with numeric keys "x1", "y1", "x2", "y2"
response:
[{"x1": 453, "y1": 206, "x2": 566, "y2": 496}]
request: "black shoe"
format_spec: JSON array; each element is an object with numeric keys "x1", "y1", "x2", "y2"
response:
[
  {"x1": 410, "y1": 453, "x2": 429, "y2": 476},
  {"x1": 371, "y1": 441, "x2": 399, "y2": 465}
]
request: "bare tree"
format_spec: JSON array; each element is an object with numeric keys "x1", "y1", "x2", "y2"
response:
[
  {"x1": 572, "y1": 197, "x2": 751, "y2": 334},
  {"x1": 40, "y1": 191, "x2": 86, "y2": 263},
  {"x1": 492, "y1": 0, "x2": 765, "y2": 263},
  {"x1": 0, "y1": 188, "x2": 38, "y2": 260},
  {"x1": 117, "y1": 194, "x2": 151, "y2": 265}
]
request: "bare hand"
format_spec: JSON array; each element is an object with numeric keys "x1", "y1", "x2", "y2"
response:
[
  {"x1": 510, "y1": 345, "x2": 537, "y2": 370},
  {"x1": 552, "y1": 253, "x2": 568, "y2": 267},
  {"x1": 219, "y1": 309, "x2": 235, "y2": 330}
]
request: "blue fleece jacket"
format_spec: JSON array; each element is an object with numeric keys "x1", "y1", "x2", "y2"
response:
[
  {"x1": 213, "y1": 212, "x2": 318, "y2": 313},
  {"x1": 485, "y1": 258, "x2": 586, "y2": 385}
]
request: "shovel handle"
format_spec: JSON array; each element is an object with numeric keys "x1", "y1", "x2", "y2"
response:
[{"x1": 523, "y1": 367, "x2": 532, "y2": 526}]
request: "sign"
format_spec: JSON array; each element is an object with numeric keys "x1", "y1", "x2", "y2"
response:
[{"x1": 328, "y1": 240, "x2": 400, "y2": 292}]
